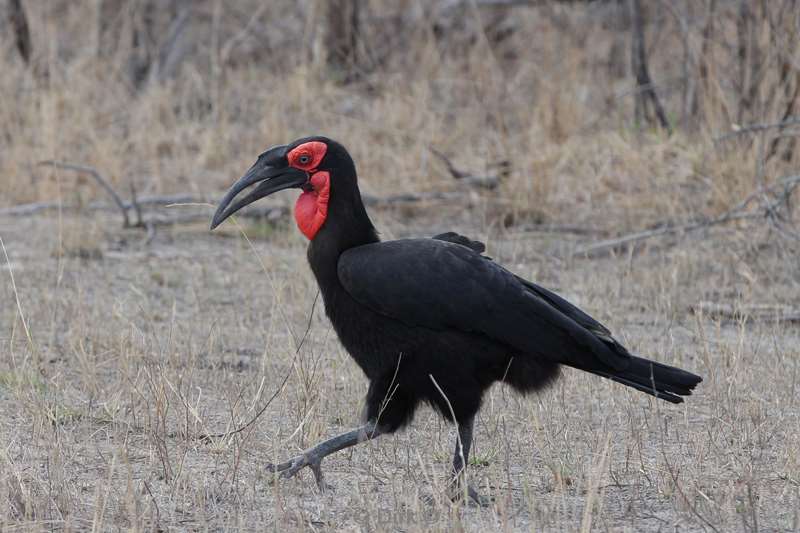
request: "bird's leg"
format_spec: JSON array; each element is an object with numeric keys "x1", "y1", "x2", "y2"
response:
[
  {"x1": 451, "y1": 416, "x2": 474, "y2": 475},
  {"x1": 449, "y1": 416, "x2": 488, "y2": 505},
  {"x1": 266, "y1": 420, "x2": 382, "y2": 490}
]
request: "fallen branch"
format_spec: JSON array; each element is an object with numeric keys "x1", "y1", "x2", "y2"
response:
[
  {"x1": 714, "y1": 116, "x2": 800, "y2": 143},
  {"x1": 161, "y1": 191, "x2": 465, "y2": 226},
  {"x1": 0, "y1": 190, "x2": 466, "y2": 225},
  {"x1": 573, "y1": 211, "x2": 759, "y2": 257},
  {"x1": 364, "y1": 190, "x2": 464, "y2": 205},
  {"x1": 152, "y1": 206, "x2": 289, "y2": 227},
  {"x1": 38, "y1": 161, "x2": 132, "y2": 227},
  {"x1": 0, "y1": 194, "x2": 203, "y2": 217},
  {"x1": 0, "y1": 202, "x2": 62, "y2": 217},
  {"x1": 691, "y1": 301, "x2": 800, "y2": 323},
  {"x1": 430, "y1": 147, "x2": 505, "y2": 190},
  {"x1": 438, "y1": 0, "x2": 544, "y2": 13},
  {"x1": 574, "y1": 174, "x2": 800, "y2": 256},
  {"x1": 515, "y1": 223, "x2": 606, "y2": 236}
]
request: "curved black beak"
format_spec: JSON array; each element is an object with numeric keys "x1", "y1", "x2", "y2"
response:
[{"x1": 210, "y1": 162, "x2": 308, "y2": 230}]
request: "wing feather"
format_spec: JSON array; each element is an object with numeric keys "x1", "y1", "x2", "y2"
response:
[{"x1": 337, "y1": 238, "x2": 629, "y2": 371}]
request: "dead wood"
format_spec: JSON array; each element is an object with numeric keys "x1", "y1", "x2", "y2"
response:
[
  {"x1": 430, "y1": 148, "x2": 505, "y2": 190},
  {"x1": 574, "y1": 174, "x2": 800, "y2": 257},
  {"x1": 715, "y1": 116, "x2": 800, "y2": 143},
  {"x1": 38, "y1": 161, "x2": 133, "y2": 227},
  {"x1": 0, "y1": 182, "x2": 466, "y2": 228},
  {"x1": 572, "y1": 211, "x2": 760, "y2": 257},
  {"x1": 691, "y1": 301, "x2": 800, "y2": 324},
  {"x1": 439, "y1": 0, "x2": 546, "y2": 11}
]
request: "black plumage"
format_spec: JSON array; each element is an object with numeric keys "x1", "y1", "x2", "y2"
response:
[{"x1": 210, "y1": 136, "x2": 702, "y2": 501}]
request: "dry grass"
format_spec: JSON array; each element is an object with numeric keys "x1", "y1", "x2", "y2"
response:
[
  {"x1": 2, "y1": 1, "x2": 800, "y2": 531},
  {"x1": 3, "y1": 2, "x2": 797, "y2": 225},
  {"x1": 2, "y1": 212, "x2": 799, "y2": 531}
]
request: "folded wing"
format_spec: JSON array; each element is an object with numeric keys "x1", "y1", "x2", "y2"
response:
[{"x1": 338, "y1": 238, "x2": 630, "y2": 371}]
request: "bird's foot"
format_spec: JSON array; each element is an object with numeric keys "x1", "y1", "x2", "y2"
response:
[
  {"x1": 441, "y1": 475, "x2": 490, "y2": 507},
  {"x1": 265, "y1": 454, "x2": 332, "y2": 491},
  {"x1": 446, "y1": 472, "x2": 493, "y2": 507},
  {"x1": 449, "y1": 483, "x2": 491, "y2": 507}
]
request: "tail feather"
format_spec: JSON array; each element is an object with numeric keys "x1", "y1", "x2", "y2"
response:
[{"x1": 580, "y1": 355, "x2": 702, "y2": 404}]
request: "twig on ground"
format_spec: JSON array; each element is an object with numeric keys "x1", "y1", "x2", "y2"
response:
[
  {"x1": 0, "y1": 202, "x2": 63, "y2": 216},
  {"x1": 8, "y1": 158, "x2": 489, "y2": 227},
  {"x1": 0, "y1": 190, "x2": 466, "y2": 224},
  {"x1": 439, "y1": 0, "x2": 544, "y2": 13},
  {"x1": 514, "y1": 223, "x2": 607, "y2": 236},
  {"x1": 364, "y1": 190, "x2": 465, "y2": 205},
  {"x1": 430, "y1": 147, "x2": 504, "y2": 190},
  {"x1": 574, "y1": 175, "x2": 800, "y2": 257},
  {"x1": 715, "y1": 116, "x2": 800, "y2": 143},
  {"x1": 38, "y1": 161, "x2": 132, "y2": 227},
  {"x1": 573, "y1": 212, "x2": 759, "y2": 257},
  {"x1": 691, "y1": 302, "x2": 800, "y2": 323},
  {"x1": 0, "y1": 194, "x2": 216, "y2": 218}
]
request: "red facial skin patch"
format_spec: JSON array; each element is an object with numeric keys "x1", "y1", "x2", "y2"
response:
[
  {"x1": 295, "y1": 171, "x2": 330, "y2": 240},
  {"x1": 287, "y1": 141, "x2": 327, "y2": 171},
  {"x1": 288, "y1": 141, "x2": 330, "y2": 240}
]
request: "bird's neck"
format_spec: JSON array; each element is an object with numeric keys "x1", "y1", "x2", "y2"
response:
[{"x1": 306, "y1": 183, "x2": 378, "y2": 293}]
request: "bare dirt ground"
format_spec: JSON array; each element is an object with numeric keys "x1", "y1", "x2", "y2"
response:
[{"x1": 2, "y1": 201, "x2": 799, "y2": 532}]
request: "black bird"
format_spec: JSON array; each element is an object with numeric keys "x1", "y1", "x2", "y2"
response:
[{"x1": 210, "y1": 136, "x2": 702, "y2": 501}]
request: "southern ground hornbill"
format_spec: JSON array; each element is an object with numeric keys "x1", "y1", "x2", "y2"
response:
[{"x1": 210, "y1": 136, "x2": 702, "y2": 502}]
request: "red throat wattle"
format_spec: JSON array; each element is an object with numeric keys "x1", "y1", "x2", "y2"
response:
[
  {"x1": 286, "y1": 141, "x2": 330, "y2": 240},
  {"x1": 295, "y1": 171, "x2": 330, "y2": 240}
]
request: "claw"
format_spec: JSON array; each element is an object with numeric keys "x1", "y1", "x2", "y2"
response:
[
  {"x1": 309, "y1": 461, "x2": 333, "y2": 491},
  {"x1": 448, "y1": 475, "x2": 492, "y2": 507},
  {"x1": 265, "y1": 454, "x2": 333, "y2": 491}
]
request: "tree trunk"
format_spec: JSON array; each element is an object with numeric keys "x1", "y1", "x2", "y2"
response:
[
  {"x1": 322, "y1": 0, "x2": 361, "y2": 82},
  {"x1": 8, "y1": 0, "x2": 32, "y2": 65},
  {"x1": 629, "y1": 0, "x2": 671, "y2": 132}
]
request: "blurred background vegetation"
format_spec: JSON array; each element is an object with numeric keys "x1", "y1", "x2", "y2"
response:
[{"x1": 1, "y1": 0, "x2": 798, "y2": 235}]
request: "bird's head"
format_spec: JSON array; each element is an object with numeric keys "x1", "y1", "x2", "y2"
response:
[{"x1": 210, "y1": 136, "x2": 357, "y2": 239}]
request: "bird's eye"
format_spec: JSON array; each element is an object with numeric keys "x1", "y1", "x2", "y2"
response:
[{"x1": 298, "y1": 154, "x2": 311, "y2": 165}]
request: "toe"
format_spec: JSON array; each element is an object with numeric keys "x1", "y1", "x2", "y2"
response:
[
  {"x1": 310, "y1": 461, "x2": 333, "y2": 492},
  {"x1": 448, "y1": 480, "x2": 492, "y2": 507},
  {"x1": 265, "y1": 455, "x2": 308, "y2": 478},
  {"x1": 466, "y1": 485, "x2": 492, "y2": 507}
]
